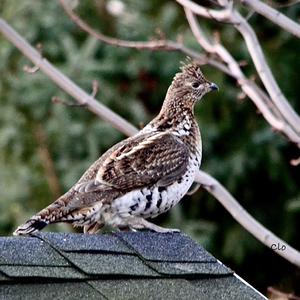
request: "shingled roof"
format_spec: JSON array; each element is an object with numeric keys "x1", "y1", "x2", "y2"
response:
[{"x1": 0, "y1": 231, "x2": 266, "y2": 300}]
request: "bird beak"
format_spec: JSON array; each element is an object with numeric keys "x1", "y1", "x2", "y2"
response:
[{"x1": 209, "y1": 82, "x2": 219, "y2": 91}]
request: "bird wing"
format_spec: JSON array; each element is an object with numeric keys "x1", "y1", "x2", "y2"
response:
[{"x1": 74, "y1": 131, "x2": 190, "y2": 194}]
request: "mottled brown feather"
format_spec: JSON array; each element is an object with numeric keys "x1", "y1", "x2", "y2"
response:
[{"x1": 74, "y1": 131, "x2": 189, "y2": 194}]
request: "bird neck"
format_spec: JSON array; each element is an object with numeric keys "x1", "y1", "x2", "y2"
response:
[
  {"x1": 162, "y1": 86, "x2": 195, "y2": 112},
  {"x1": 143, "y1": 94, "x2": 201, "y2": 156},
  {"x1": 149, "y1": 97, "x2": 196, "y2": 133}
]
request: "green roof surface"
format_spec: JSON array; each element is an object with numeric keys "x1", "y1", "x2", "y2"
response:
[{"x1": 0, "y1": 231, "x2": 266, "y2": 300}]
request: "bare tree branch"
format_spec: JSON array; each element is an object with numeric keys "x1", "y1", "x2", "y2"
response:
[
  {"x1": 232, "y1": 10, "x2": 300, "y2": 134},
  {"x1": 195, "y1": 172, "x2": 300, "y2": 267},
  {"x1": 176, "y1": 0, "x2": 231, "y2": 21},
  {"x1": 1, "y1": 17, "x2": 299, "y2": 267},
  {"x1": 59, "y1": 0, "x2": 300, "y2": 147},
  {"x1": 267, "y1": 0, "x2": 300, "y2": 9},
  {"x1": 59, "y1": 0, "x2": 300, "y2": 146},
  {"x1": 176, "y1": 0, "x2": 300, "y2": 135},
  {"x1": 58, "y1": 0, "x2": 230, "y2": 75},
  {"x1": 184, "y1": 8, "x2": 300, "y2": 146},
  {"x1": 240, "y1": 0, "x2": 300, "y2": 38},
  {"x1": 0, "y1": 19, "x2": 137, "y2": 137}
]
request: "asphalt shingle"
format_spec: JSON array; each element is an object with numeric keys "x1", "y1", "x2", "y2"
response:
[
  {"x1": 90, "y1": 278, "x2": 201, "y2": 300},
  {"x1": 36, "y1": 232, "x2": 133, "y2": 254},
  {"x1": 116, "y1": 231, "x2": 216, "y2": 262},
  {"x1": 190, "y1": 276, "x2": 266, "y2": 300},
  {"x1": 0, "y1": 237, "x2": 68, "y2": 266},
  {"x1": 0, "y1": 266, "x2": 86, "y2": 279},
  {"x1": 0, "y1": 282, "x2": 107, "y2": 300},
  {"x1": 148, "y1": 261, "x2": 232, "y2": 276},
  {"x1": 64, "y1": 252, "x2": 159, "y2": 277}
]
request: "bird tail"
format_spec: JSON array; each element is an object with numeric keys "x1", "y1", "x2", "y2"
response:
[
  {"x1": 13, "y1": 218, "x2": 48, "y2": 236},
  {"x1": 13, "y1": 196, "x2": 69, "y2": 236}
]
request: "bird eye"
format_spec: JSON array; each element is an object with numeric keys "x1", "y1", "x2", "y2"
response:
[{"x1": 192, "y1": 82, "x2": 200, "y2": 89}]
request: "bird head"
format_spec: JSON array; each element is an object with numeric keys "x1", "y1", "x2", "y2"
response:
[{"x1": 167, "y1": 61, "x2": 218, "y2": 106}]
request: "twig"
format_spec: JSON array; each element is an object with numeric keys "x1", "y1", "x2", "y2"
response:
[
  {"x1": 240, "y1": 0, "x2": 300, "y2": 38},
  {"x1": 23, "y1": 43, "x2": 43, "y2": 74},
  {"x1": 91, "y1": 80, "x2": 99, "y2": 98},
  {"x1": 58, "y1": 0, "x2": 199, "y2": 53},
  {"x1": 52, "y1": 80, "x2": 99, "y2": 105},
  {"x1": 23, "y1": 65, "x2": 40, "y2": 74},
  {"x1": 52, "y1": 96, "x2": 87, "y2": 107},
  {"x1": 1, "y1": 17, "x2": 299, "y2": 267}
]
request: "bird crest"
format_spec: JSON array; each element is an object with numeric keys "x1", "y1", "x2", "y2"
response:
[{"x1": 172, "y1": 58, "x2": 206, "y2": 86}]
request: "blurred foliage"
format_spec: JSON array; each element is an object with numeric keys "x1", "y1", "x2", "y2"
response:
[{"x1": 0, "y1": 0, "x2": 300, "y2": 295}]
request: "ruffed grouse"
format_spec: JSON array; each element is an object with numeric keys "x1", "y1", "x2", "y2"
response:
[{"x1": 14, "y1": 62, "x2": 218, "y2": 235}]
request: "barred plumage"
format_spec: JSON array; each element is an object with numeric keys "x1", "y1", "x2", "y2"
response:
[{"x1": 14, "y1": 61, "x2": 218, "y2": 236}]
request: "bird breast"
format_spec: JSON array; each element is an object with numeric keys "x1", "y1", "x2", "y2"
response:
[{"x1": 105, "y1": 152, "x2": 201, "y2": 224}]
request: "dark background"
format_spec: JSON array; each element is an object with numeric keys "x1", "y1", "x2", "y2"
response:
[{"x1": 1, "y1": 0, "x2": 299, "y2": 296}]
